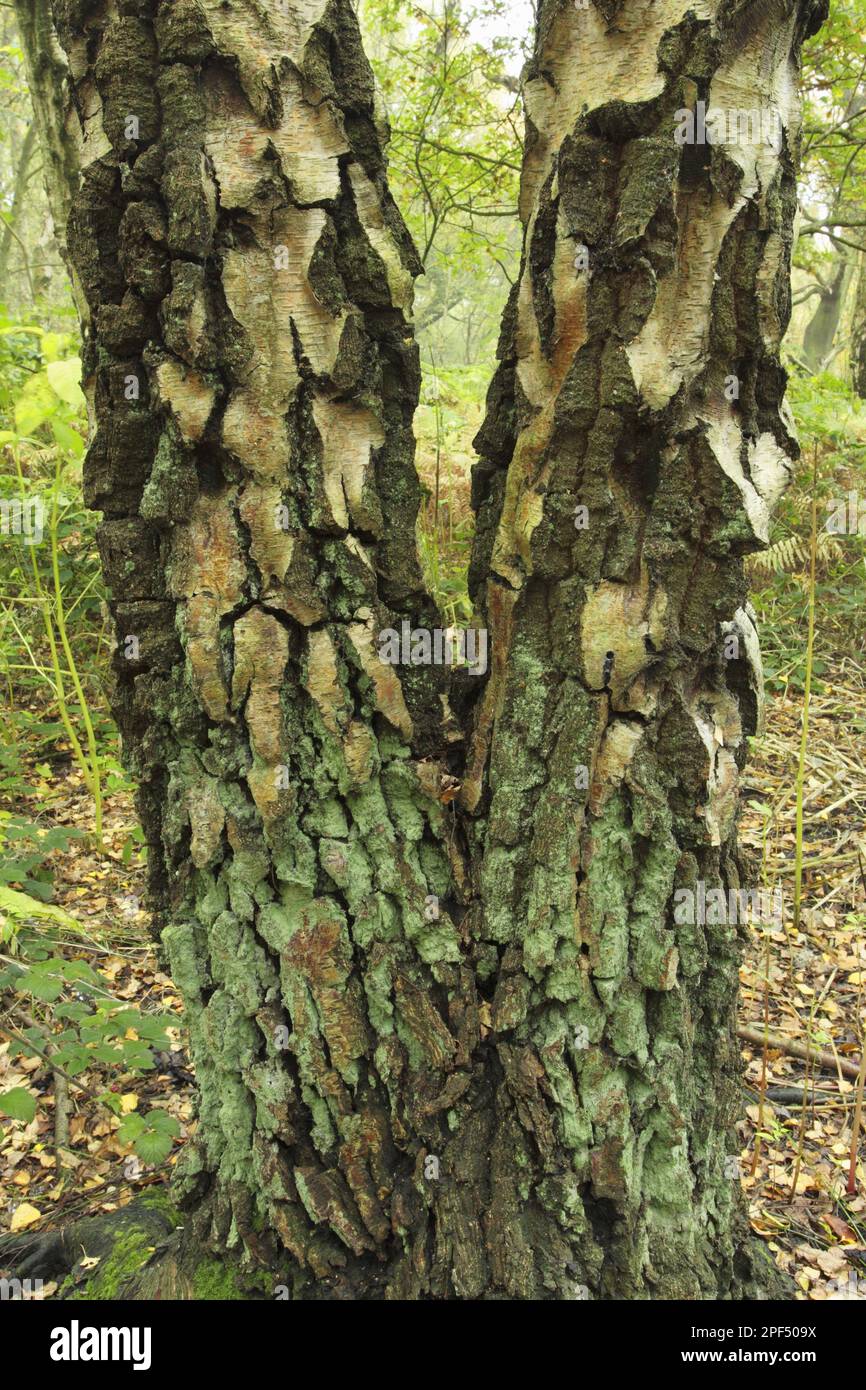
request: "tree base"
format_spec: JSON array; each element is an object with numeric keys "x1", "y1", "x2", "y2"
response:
[{"x1": 1, "y1": 1183, "x2": 792, "y2": 1301}]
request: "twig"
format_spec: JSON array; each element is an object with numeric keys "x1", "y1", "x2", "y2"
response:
[
  {"x1": 847, "y1": 1044, "x2": 866, "y2": 1196},
  {"x1": 0, "y1": 1020, "x2": 100, "y2": 1101},
  {"x1": 53, "y1": 1068, "x2": 70, "y2": 1167},
  {"x1": 751, "y1": 931, "x2": 772, "y2": 1176},
  {"x1": 846, "y1": 856, "x2": 866, "y2": 1195},
  {"x1": 738, "y1": 1023, "x2": 861, "y2": 1079},
  {"x1": 793, "y1": 447, "x2": 818, "y2": 934}
]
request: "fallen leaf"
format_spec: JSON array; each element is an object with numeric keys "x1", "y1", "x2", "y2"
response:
[
  {"x1": 10, "y1": 1202, "x2": 41, "y2": 1231},
  {"x1": 816, "y1": 1248, "x2": 848, "y2": 1276}
]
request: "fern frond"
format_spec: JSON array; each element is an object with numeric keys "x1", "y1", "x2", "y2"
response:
[{"x1": 747, "y1": 530, "x2": 844, "y2": 576}]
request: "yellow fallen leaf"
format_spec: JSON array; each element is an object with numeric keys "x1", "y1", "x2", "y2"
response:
[
  {"x1": 11, "y1": 1170, "x2": 30, "y2": 1186},
  {"x1": 119, "y1": 1092, "x2": 138, "y2": 1114},
  {"x1": 848, "y1": 971, "x2": 865, "y2": 986},
  {"x1": 10, "y1": 1202, "x2": 41, "y2": 1231}
]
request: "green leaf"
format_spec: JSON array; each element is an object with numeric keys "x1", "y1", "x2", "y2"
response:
[
  {"x1": 118, "y1": 1042, "x2": 155, "y2": 1070},
  {"x1": 14, "y1": 371, "x2": 57, "y2": 434},
  {"x1": 0, "y1": 1087, "x2": 36, "y2": 1122},
  {"x1": 0, "y1": 884, "x2": 80, "y2": 928},
  {"x1": 51, "y1": 417, "x2": 85, "y2": 459},
  {"x1": 148, "y1": 1110, "x2": 181, "y2": 1135},
  {"x1": 18, "y1": 970, "x2": 63, "y2": 1001},
  {"x1": 40, "y1": 332, "x2": 66, "y2": 364},
  {"x1": 134, "y1": 1129, "x2": 175, "y2": 1164},
  {"x1": 16, "y1": 878, "x2": 55, "y2": 903},
  {"x1": 61, "y1": 959, "x2": 100, "y2": 984},
  {"x1": 116, "y1": 1113, "x2": 146, "y2": 1143},
  {"x1": 55, "y1": 1002, "x2": 90, "y2": 1022},
  {"x1": 52, "y1": 1044, "x2": 91, "y2": 1074},
  {"x1": 121, "y1": 1109, "x2": 180, "y2": 1164},
  {"x1": 100, "y1": 1090, "x2": 123, "y2": 1116},
  {"x1": 46, "y1": 358, "x2": 85, "y2": 409}
]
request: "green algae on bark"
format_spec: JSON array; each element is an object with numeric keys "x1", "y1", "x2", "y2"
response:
[{"x1": 39, "y1": 0, "x2": 822, "y2": 1299}]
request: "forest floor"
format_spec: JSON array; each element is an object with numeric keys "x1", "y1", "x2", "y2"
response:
[
  {"x1": 737, "y1": 660, "x2": 866, "y2": 1300},
  {"x1": 1, "y1": 663, "x2": 865, "y2": 1300}
]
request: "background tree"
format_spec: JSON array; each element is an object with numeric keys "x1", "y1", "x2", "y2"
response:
[
  {"x1": 359, "y1": 0, "x2": 524, "y2": 363},
  {"x1": 790, "y1": 0, "x2": 866, "y2": 376},
  {"x1": 0, "y1": 2, "x2": 72, "y2": 316}
]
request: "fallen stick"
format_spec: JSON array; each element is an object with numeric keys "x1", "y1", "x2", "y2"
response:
[
  {"x1": 745, "y1": 1085, "x2": 850, "y2": 1107},
  {"x1": 847, "y1": 1043, "x2": 866, "y2": 1194},
  {"x1": 737, "y1": 1023, "x2": 861, "y2": 1080}
]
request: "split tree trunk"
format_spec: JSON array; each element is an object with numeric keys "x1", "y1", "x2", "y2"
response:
[{"x1": 40, "y1": 0, "x2": 823, "y2": 1300}]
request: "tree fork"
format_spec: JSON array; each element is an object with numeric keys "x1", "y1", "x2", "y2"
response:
[{"x1": 25, "y1": 0, "x2": 825, "y2": 1299}]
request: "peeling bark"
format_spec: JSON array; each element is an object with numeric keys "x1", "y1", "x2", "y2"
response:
[
  {"x1": 461, "y1": 0, "x2": 825, "y2": 1298},
  {"x1": 41, "y1": 0, "x2": 823, "y2": 1300},
  {"x1": 49, "y1": 0, "x2": 465, "y2": 1297}
]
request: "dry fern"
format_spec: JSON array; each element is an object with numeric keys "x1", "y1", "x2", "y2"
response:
[{"x1": 746, "y1": 530, "x2": 845, "y2": 576}]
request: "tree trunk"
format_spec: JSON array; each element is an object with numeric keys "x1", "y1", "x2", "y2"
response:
[
  {"x1": 460, "y1": 0, "x2": 824, "y2": 1299},
  {"x1": 802, "y1": 249, "x2": 852, "y2": 371},
  {"x1": 852, "y1": 251, "x2": 866, "y2": 398},
  {"x1": 13, "y1": 0, "x2": 81, "y2": 247},
  {"x1": 36, "y1": 0, "x2": 823, "y2": 1300},
  {"x1": 0, "y1": 122, "x2": 37, "y2": 292}
]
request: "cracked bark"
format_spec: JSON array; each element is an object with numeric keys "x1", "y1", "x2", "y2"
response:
[
  {"x1": 461, "y1": 0, "x2": 825, "y2": 1299},
  {"x1": 35, "y1": 0, "x2": 824, "y2": 1299}
]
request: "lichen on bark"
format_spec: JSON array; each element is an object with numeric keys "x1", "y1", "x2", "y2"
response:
[
  {"x1": 43, "y1": 0, "x2": 824, "y2": 1299},
  {"x1": 53, "y1": 0, "x2": 472, "y2": 1294},
  {"x1": 460, "y1": 0, "x2": 826, "y2": 1298}
]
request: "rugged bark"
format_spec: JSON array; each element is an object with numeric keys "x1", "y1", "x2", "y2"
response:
[
  {"x1": 47, "y1": 0, "x2": 475, "y2": 1300},
  {"x1": 461, "y1": 0, "x2": 824, "y2": 1298},
  {"x1": 35, "y1": 0, "x2": 822, "y2": 1300}
]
